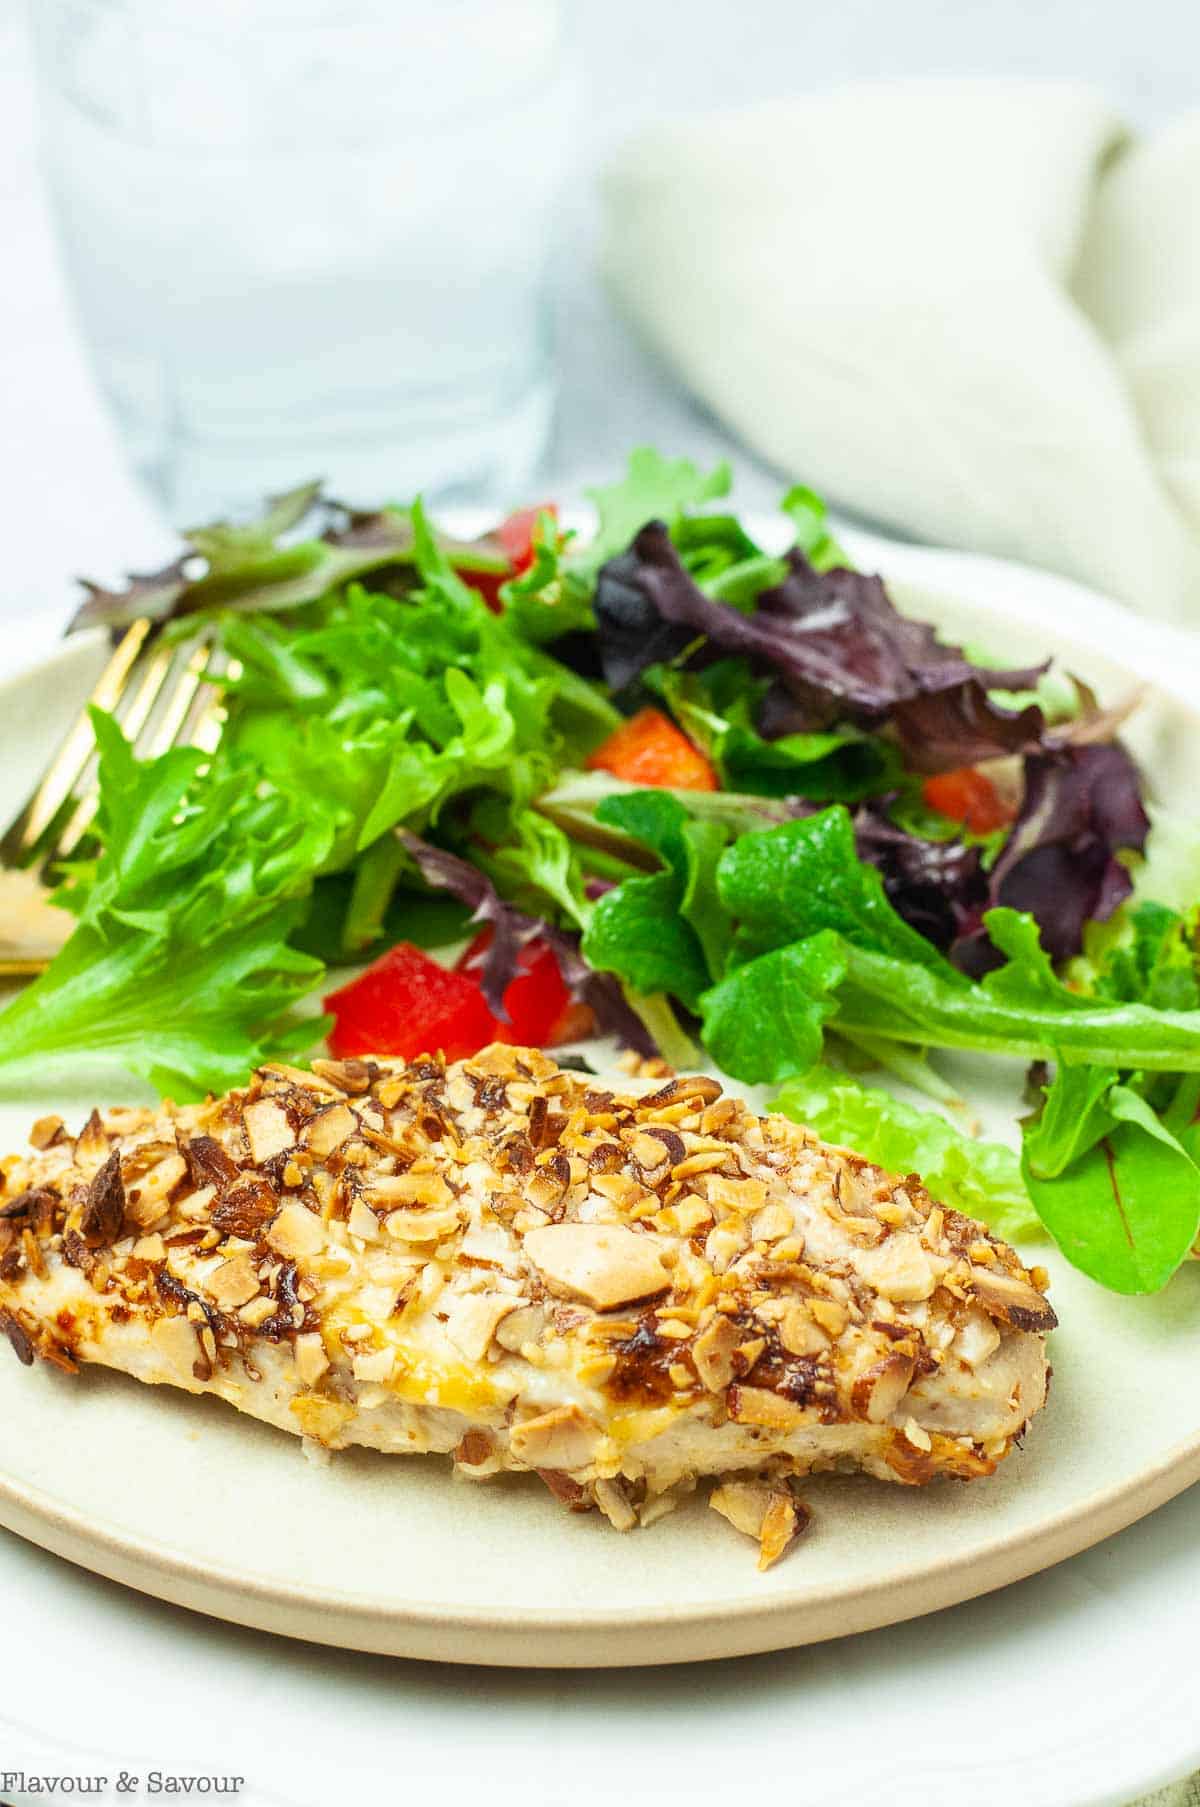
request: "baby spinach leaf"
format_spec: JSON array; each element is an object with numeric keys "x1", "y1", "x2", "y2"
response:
[{"x1": 717, "y1": 807, "x2": 942, "y2": 967}]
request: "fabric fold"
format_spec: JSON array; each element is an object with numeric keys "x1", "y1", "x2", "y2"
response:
[{"x1": 602, "y1": 81, "x2": 1200, "y2": 619}]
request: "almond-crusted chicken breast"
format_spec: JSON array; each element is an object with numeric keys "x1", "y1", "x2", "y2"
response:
[{"x1": 0, "y1": 1048, "x2": 1055, "y2": 1567}]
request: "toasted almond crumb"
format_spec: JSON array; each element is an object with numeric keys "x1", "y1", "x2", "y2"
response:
[
  {"x1": 352, "y1": 1346, "x2": 395, "y2": 1383},
  {"x1": 902, "y1": 1416, "x2": 933, "y2": 1452},
  {"x1": 525, "y1": 1222, "x2": 670, "y2": 1311},
  {"x1": 243, "y1": 1099, "x2": 294, "y2": 1166},
  {"x1": 294, "y1": 1331, "x2": 330, "y2": 1385},
  {"x1": 29, "y1": 1115, "x2": 64, "y2": 1152},
  {"x1": 594, "y1": 1477, "x2": 637, "y2": 1531},
  {"x1": 267, "y1": 1202, "x2": 325, "y2": 1259}
]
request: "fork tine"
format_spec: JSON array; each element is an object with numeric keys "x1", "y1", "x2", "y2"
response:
[
  {"x1": 140, "y1": 634, "x2": 216, "y2": 759},
  {"x1": 53, "y1": 637, "x2": 178, "y2": 861},
  {"x1": 181, "y1": 650, "x2": 242, "y2": 757},
  {"x1": 2, "y1": 619, "x2": 152, "y2": 861}
]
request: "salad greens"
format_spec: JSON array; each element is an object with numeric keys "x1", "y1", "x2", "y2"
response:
[
  {"x1": 4, "y1": 447, "x2": 1198, "y2": 1297},
  {"x1": 0, "y1": 711, "x2": 328, "y2": 1097}
]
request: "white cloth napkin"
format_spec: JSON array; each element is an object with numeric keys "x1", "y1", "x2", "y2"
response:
[{"x1": 602, "y1": 81, "x2": 1200, "y2": 621}]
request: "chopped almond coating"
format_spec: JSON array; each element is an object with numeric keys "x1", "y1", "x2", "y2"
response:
[{"x1": 0, "y1": 1048, "x2": 1056, "y2": 1559}]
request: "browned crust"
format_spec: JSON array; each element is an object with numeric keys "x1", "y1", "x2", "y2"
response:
[{"x1": 0, "y1": 1047, "x2": 1056, "y2": 1505}]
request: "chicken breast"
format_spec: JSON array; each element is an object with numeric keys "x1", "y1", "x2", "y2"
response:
[{"x1": 0, "y1": 1047, "x2": 1055, "y2": 1566}]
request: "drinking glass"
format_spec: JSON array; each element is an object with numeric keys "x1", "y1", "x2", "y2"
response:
[{"x1": 30, "y1": 0, "x2": 569, "y2": 519}]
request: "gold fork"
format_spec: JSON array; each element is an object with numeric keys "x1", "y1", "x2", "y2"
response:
[{"x1": 0, "y1": 620, "x2": 237, "y2": 979}]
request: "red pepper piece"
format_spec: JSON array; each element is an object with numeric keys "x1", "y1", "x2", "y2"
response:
[
  {"x1": 922, "y1": 768, "x2": 1015, "y2": 835},
  {"x1": 458, "y1": 504, "x2": 557, "y2": 613},
  {"x1": 585, "y1": 707, "x2": 718, "y2": 792},
  {"x1": 324, "y1": 942, "x2": 495, "y2": 1062},
  {"x1": 456, "y1": 930, "x2": 593, "y2": 1048}
]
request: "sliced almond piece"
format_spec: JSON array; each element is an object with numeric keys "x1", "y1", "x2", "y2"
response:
[
  {"x1": 29, "y1": 1114, "x2": 64, "y2": 1151},
  {"x1": 494, "y1": 1303, "x2": 546, "y2": 1353},
  {"x1": 302, "y1": 1103, "x2": 357, "y2": 1158},
  {"x1": 239, "y1": 1295, "x2": 278, "y2": 1330},
  {"x1": 708, "y1": 1175, "x2": 768, "y2": 1215},
  {"x1": 851, "y1": 1350, "x2": 915, "y2": 1424},
  {"x1": 346, "y1": 1197, "x2": 384, "y2": 1243},
  {"x1": 966, "y1": 1263, "x2": 1058, "y2": 1333},
  {"x1": 459, "y1": 1222, "x2": 519, "y2": 1270},
  {"x1": 709, "y1": 1479, "x2": 775, "y2": 1539},
  {"x1": 692, "y1": 1312, "x2": 742, "y2": 1391},
  {"x1": 750, "y1": 1202, "x2": 794, "y2": 1243},
  {"x1": 149, "y1": 1314, "x2": 201, "y2": 1383},
  {"x1": 710, "y1": 1480, "x2": 808, "y2": 1570},
  {"x1": 124, "y1": 1152, "x2": 187, "y2": 1229},
  {"x1": 352, "y1": 1346, "x2": 395, "y2": 1383},
  {"x1": 727, "y1": 1384, "x2": 805, "y2": 1430},
  {"x1": 779, "y1": 1302, "x2": 828, "y2": 1357},
  {"x1": 510, "y1": 1404, "x2": 601, "y2": 1470},
  {"x1": 593, "y1": 1476, "x2": 638, "y2": 1531},
  {"x1": 758, "y1": 1492, "x2": 807, "y2": 1571},
  {"x1": 243, "y1": 1099, "x2": 295, "y2": 1166},
  {"x1": 205, "y1": 1252, "x2": 261, "y2": 1313},
  {"x1": 703, "y1": 1218, "x2": 748, "y2": 1274},
  {"x1": 385, "y1": 1206, "x2": 462, "y2": 1243},
  {"x1": 808, "y1": 1296, "x2": 848, "y2": 1336},
  {"x1": 294, "y1": 1331, "x2": 330, "y2": 1384},
  {"x1": 79, "y1": 1150, "x2": 125, "y2": 1248},
  {"x1": 444, "y1": 1291, "x2": 523, "y2": 1363},
  {"x1": 524, "y1": 1223, "x2": 670, "y2": 1311},
  {"x1": 858, "y1": 1231, "x2": 936, "y2": 1303},
  {"x1": 953, "y1": 1306, "x2": 1002, "y2": 1368},
  {"x1": 369, "y1": 1171, "x2": 453, "y2": 1208},
  {"x1": 74, "y1": 1108, "x2": 110, "y2": 1175},
  {"x1": 266, "y1": 1201, "x2": 325, "y2": 1259}
]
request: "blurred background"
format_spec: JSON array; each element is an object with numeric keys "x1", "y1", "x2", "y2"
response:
[{"x1": 3, "y1": 0, "x2": 1200, "y2": 621}]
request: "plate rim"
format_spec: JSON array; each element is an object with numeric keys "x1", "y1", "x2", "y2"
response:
[
  {"x1": 3, "y1": 523, "x2": 1200, "y2": 1668},
  {"x1": 1, "y1": 1384, "x2": 1199, "y2": 1667}
]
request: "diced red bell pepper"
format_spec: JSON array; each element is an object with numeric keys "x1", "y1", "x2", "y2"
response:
[
  {"x1": 456, "y1": 930, "x2": 593, "y2": 1047},
  {"x1": 922, "y1": 767, "x2": 1016, "y2": 835},
  {"x1": 458, "y1": 503, "x2": 557, "y2": 613},
  {"x1": 324, "y1": 931, "x2": 593, "y2": 1066},
  {"x1": 497, "y1": 504, "x2": 555, "y2": 571},
  {"x1": 586, "y1": 707, "x2": 718, "y2": 792},
  {"x1": 324, "y1": 942, "x2": 495, "y2": 1062}
]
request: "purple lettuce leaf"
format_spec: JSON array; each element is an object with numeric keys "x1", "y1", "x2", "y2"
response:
[
  {"x1": 887, "y1": 683, "x2": 1046, "y2": 774},
  {"x1": 853, "y1": 802, "x2": 988, "y2": 953},
  {"x1": 538, "y1": 926, "x2": 659, "y2": 1056},
  {"x1": 594, "y1": 524, "x2": 1047, "y2": 770},
  {"x1": 950, "y1": 743, "x2": 1150, "y2": 972},
  {"x1": 394, "y1": 830, "x2": 656, "y2": 1053},
  {"x1": 395, "y1": 831, "x2": 538, "y2": 1018},
  {"x1": 70, "y1": 488, "x2": 509, "y2": 633}
]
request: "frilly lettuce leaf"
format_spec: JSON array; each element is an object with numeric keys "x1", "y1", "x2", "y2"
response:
[{"x1": 0, "y1": 711, "x2": 330, "y2": 1097}]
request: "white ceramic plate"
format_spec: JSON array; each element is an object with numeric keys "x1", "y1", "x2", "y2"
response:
[{"x1": 2, "y1": 524, "x2": 1200, "y2": 1676}]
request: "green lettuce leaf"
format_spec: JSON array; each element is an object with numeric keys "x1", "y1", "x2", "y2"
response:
[
  {"x1": 716, "y1": 807, "x2": 941, "y2": 967},
  {"x1": 1022, "y1": 1078, "x2": 1200, "y2": 1293},
  {"x1": 0, "y1": 712, "x2": 329, "y2": 1097},
  {"x1": 580, "y1": 793, "x2": 729, "y2": 1011},
  {"x1": 779, "y1": 483, "x2": 848, "y2": 571},
  {"x1": 575, "y1": 448, "x2": 733, "y2": 579},
  {"x1": 648, "y1": 662, "x2": 899, "y2": 802}
]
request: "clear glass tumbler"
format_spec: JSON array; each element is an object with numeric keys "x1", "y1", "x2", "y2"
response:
[{"x1": 30, "y1": 0, "x2": 569, "y2": 520}]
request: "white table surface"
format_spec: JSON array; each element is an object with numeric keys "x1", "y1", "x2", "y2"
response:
[{"x1": 3, "y1": 3, "x2": 1200, "y2": 1803}]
